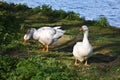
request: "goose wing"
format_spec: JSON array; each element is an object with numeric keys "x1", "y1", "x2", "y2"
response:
[{"x1": 53, "y1": 26, "x2": 65, "y2": 39}]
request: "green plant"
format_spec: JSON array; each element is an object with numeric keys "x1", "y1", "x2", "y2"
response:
[
  {"x1": 65, "y1": 11, "x2": 80, "y2": 20},
  {"x1": 7, "y1": 55, "x2": 81, "y2": 80},
  {"x1": 32, "y1": 6, "x2": 41, "y2": 14},
  {"x1": 15, "y1": 3, "x2": 29, "y2": 11},
  {"x1": 0, "y1": 11, "x2": 20, "y2": 45},
  {"x1": 41, "y1": 5, "x2": 53, "y2": 16},
  {"x1": 94, "y1": 17, "x2": 109, "y2": 27},
  {"x1": 52, "y1": 9, "x2": 67, "y2": 20},
  {"x1": 0, "y1": 55, "x2": 20, "y2": 80}
]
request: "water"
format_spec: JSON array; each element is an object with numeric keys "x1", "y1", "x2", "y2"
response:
[{"x1": 3, "y1": 0, "x2": 120, "y2": 28}]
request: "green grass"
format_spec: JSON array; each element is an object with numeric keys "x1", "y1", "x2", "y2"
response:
[{"x1": 1, "y1": 25, "x2": 119, "y2": 80}]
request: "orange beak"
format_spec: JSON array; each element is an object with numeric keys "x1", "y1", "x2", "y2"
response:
[
  {"x1": 23, "y1": 39, "x2": 27, "y2": 45},
  {"x1": 80, "y1": 27, "x2": 83, "y2": 31}
]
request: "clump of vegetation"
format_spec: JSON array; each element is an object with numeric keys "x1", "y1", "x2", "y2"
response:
[
  {"x1": 0, "y1": 1, "x2": 29, "y2": 12},
  {"x1": 0, "y1": 53, "x2": 120, "y2": 80},
  {"x1": 8, "y1": 55, "x2": 80, "y2": 80},
  {"x1": 94, "y1": 17, "x2": 110, "y2": 27},
  {"x1": 65, "y1": 11, "x2": 80, "y2": 20},
  {"x1": 0, "y1": 11, "x2": 20, "y2": 45},
  {"x1": 31, "y1": 5, "x2": 83, "y2": 22},
  {"x1": 0, "y1": 55, "x2": 20, "y2": 80},
  {"x1": 0, "y1": 55, "x2": 84, "y2": 80}
]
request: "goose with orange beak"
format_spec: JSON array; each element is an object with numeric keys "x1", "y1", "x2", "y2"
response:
[
  {"x1": 23, "y1": 26, "x2": 65, "y2": 52},
  {"x1": 73, "y1": 25, "x2": 93, "y2": 66}
]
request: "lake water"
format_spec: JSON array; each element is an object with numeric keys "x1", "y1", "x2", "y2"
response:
[{"x1": 4, "y1": 0, "x2": 120, "y2": 28}]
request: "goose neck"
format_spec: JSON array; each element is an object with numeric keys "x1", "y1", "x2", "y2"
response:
[{"x1": 83, "y1": 30, "x2": 89, "y2": 44}]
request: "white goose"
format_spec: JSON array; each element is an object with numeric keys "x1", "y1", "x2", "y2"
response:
[
  {"x1": 73, "y1": 25, "x2": 93, "y2": 66},
  {"x1": 24, "y1": 26, "x2": 65, "y2": 51}
]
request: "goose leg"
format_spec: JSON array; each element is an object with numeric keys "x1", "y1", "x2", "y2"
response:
[
  {"x1": 41, "y1": 45, "x2": 45, "y2": 52},
  {"x1": 84, "y1": 59, "x2": 89, "y2": 67},
  {"x1": 45, "y1": 45, "x2": 49, "y2": 52},
  {"x1": 74, "y1": 58, "x2": 79, "y2": 66}
]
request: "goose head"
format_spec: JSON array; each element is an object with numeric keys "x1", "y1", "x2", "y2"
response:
[
  {"x1": 80, "y1": 25, "x2": 88, "y2": 32},
  {"x1": 23, "y1": 28, "x2": 36, "y2": 44}
]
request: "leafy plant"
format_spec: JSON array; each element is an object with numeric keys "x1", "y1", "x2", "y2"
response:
[
  {"x1": 0, "y1": 55, "x2": 20, "y2": 80},
  {"x1": 0, "y1": 11, "x2": 20, "y2": 45},
  {"x1": 41, "y1": 5, "x2": 53, "y2": 16},
  {"x1": 8, "y1": 55, "x2": 81, "y2": 80},
  {"x1": 65, "y1": 11, "x2": 80, "y2": 20},
  {"x1": 52, "y1": 9, "x2": 67, "y2": 20},
  {"x1": 15, "y1": 3, "x2": 29, "y2": 11},
  {"x1": 94, "y1": 17, "x2": 109, "y2": 27},
  {"x1": 32, "y1": 6, "x2": 41, "y2": 14}
]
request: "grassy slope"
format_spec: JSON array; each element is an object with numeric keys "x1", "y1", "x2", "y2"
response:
[
  {"x1": 7, "y1": 15, "x2": 120, "y2": 79},
  {"x1": 1, "y1": 2, "x2": 120, "y2": 80}
]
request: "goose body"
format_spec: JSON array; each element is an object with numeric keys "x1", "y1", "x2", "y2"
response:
[
  {"x1": 73, "y1": 25, "x2": 93, "y2": 66},
  {"x1": 24, "y1": 26, "x2": 65, "y2": 51}
]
